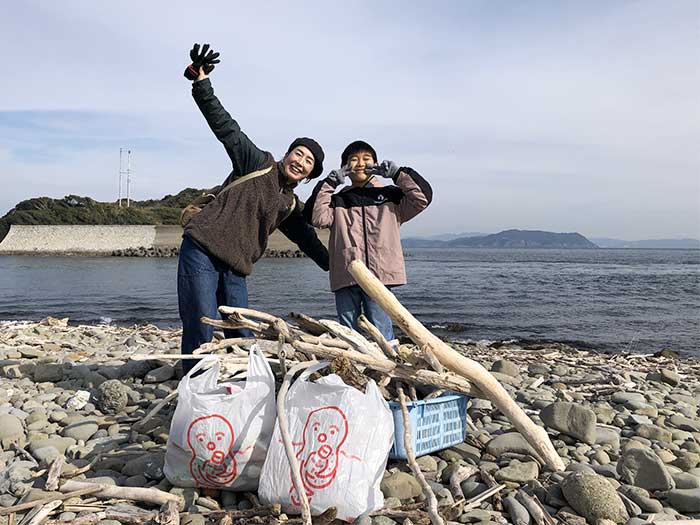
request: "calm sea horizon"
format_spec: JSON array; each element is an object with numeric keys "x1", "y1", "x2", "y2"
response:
[{"x1": 1, "y1": 248, "x2": 698, "y2": 357}]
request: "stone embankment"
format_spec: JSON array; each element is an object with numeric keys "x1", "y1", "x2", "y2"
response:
[
  {"x1": 0, "y1": 225, "x2": 157, "y2": 255},
  {"x1": 1, "y1": 320, "x2": 699, "y2": 524},
  {"x1": 0, "y1": 225, "x2": 329, "y2": 258}
]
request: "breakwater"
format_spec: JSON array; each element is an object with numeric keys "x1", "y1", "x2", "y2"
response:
[{"x1": 0, "y1": 225, "x2": 329, "y2": 256}]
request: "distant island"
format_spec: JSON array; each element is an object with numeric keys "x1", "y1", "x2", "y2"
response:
[{"x1": 403, "y1": 229, "x2": 598, "y2": 249}]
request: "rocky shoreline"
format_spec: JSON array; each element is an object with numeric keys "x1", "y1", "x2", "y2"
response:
[
  {"x1": 0, "y1": 320, "x2": 698, "y2": 525},
  {"x1": 110, "y1": 247, "x2": 309, "y2": 258}
]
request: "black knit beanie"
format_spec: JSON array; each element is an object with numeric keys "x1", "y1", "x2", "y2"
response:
[
  {"x1": 341, "y1": 140, "x2": 377, "y2": 167},
  {"x1": 286, "y1": 137, "x2": 325, "y2": 180}
]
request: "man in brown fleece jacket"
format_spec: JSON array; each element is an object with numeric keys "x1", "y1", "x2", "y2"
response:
[{"x1": 178, "y1": 44, "x2": 329, "y2": 373}]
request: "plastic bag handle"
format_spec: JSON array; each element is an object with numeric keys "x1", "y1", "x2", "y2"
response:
[
  {"x1": 243, "y1": 344, "x2": 275, "y2": 389},
  {"x1": 296, "y1": 360, "x2": 330, "y2": 382},
  {"x1": 180, "y1": 355, "x2": 220, "y2": 393}
]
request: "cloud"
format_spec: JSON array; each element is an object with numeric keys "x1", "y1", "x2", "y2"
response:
[{"x1": 1, "y1": 0, "x2": 698, "y2": 239}]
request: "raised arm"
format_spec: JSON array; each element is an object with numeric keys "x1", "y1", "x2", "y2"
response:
[
  {"x1": 394, "y1": 167, "x2": 433, "y2": 223},
  {"x1": 366, "y1": 161, "x2": 432, "y2": 223},
  {"x1": 279, "y1": 198, "x2": 330, "y2": 271},
  {"x1": 190, "y1": 69, "x2": 267, "y2": 177}
]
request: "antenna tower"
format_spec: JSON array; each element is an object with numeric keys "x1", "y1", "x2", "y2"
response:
[{"x1": 118, "y1": 148, "x2": 133, "y2": 207}]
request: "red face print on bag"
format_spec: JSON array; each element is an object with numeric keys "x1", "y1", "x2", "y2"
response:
[
  {"x1": 187, "y1": 414, "x2": 237, "y2": 487},
  {"x1": 290, "y1": 406, "x2": 361, "y2": 506}
]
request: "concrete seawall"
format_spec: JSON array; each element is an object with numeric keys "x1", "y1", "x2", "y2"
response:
[{"x1": 0, "y1": 225, "x2": 328, "y2": 255}]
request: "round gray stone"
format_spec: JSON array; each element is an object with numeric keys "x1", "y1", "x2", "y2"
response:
[
  {"x1": 617, "y1": 447, "x2": 675, "y2": 491},
  {"x1": 380, "y1": 471, "x2": 421, "y2": 500},
  {"x1": 540, "y1": 402, "x2": 597, "y2": 445},
  {"x1": 0, "y1": 414, "x2": 26, "y2": 449},
  {"x1": 561, "y1": 471, "x2": 629, "y2": 524},
  {"x1": 61, "y1": 420, "x2": 99, "y2": 442},
  {"x1": 664, "y1": 488, "x2": 700, "y2": 513},
  {"x1": 491, "y1": 359, "x2": 520, "y2": 377}
]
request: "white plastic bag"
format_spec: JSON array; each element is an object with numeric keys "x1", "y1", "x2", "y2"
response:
[
  {"x1": 258, "y1": 362, "x2": 394, "y2": 521},
  {"x1": 164, "y1": 346, "x2": 276, "y2": 490}
]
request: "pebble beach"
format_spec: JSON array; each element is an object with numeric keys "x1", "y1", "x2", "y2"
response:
[{"x1": 1, "y1": 319, "x2": 699, "y2": 525}]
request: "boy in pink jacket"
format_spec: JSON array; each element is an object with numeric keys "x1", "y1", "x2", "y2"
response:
[{"x1": 304, "y1": 140, "x2": 433, "y2": 341}]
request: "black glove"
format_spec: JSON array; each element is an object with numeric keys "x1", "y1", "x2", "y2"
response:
[{"x1": 184, "y1": 43, "x2": 221, "y2": 80}]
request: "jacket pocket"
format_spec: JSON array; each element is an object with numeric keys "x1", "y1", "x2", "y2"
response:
[
  {"x1": 340, "y1": 246, "x2": 364, "y2": 270},
  {"x1": 375, "y1": 245, "x2": 404, "y2": 281}
]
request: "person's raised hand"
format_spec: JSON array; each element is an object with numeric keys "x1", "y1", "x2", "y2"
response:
[
  {"x1": 365, "y1": 160, "x2": 400, "y2": 179},
  {"x1": 184, "y1": 43, "x2": 221, "y2": 81},
  {"x1": 326, "y1": 165, "x2": 352, "y2": 186}
]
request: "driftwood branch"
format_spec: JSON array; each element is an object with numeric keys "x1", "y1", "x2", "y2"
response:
[
  {"x1": 357, "y1": 314, "x2": 398, "y2": 358},
  {"x1": 289, "y1": 312, "x2": 327, "y2": 335},
  {"x1": 0, "y1": 487, "x2": 102, "y2": 516},
  {"x1": 292, "y1": 341, "x2": 395, "y2": 372},
  {"x1": 45, "y1": 455, "x2": 65, "y2": 491},
  {"x1": 449, "y1": 464, "x2": 478, "y2": 501},
  {"x1": 317, "y1": 319, "x2": 386, "y2": 361},
  {"x1": 155, "y1": 500, "x2": 180, "y2": 525},
  {"x1": 462, "y1": 483, "x2": 506, "y2": 511},
  {"x1": 398, "y1": 388, "x2": 444, "y2": 525},
  {"x1": 193, "y1": 336, "x2": 253, "y2": 355},
  {"x1": 348, "y1": 259, "x2": 565, "y2": 472},
  {"x1": 516, "y1": 489, "x2": 546, "y2": 525},
  {"x1": 277, "y1": 361, "x2": 316, "y2": 525},
  {"x1": 219, "y1": 306, "x2": 294, "y2": 342},
  {"x1": 59, "y1": 480, "x2": 184, "y2": 510},
  {"x1": 134, "y1": 390, "x2": 178, "y2": 431},
  {"x1": 293, "y1": 340, "x2": 481, "y2": 397},
  {"x1": 478, "y1": 468, "x2": 503, "y2": 511},
  {"x1": 24, "y1": 499, "x2": 62, "y2": 525},
  {"x1": 200, "y1": 504, "x2": 281, "y2": 519},
  {"x1": 66, "y1": 508, "x2": 156, "y2": 525}
]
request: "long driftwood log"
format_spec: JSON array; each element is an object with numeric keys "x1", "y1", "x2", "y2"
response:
[
  {"x1": 277, "y1": 361, "x2": 316, "y2": 525},
  {"x1": 348, "y1": 259, "x2": 565, "y2": 472},
  {"x1": 59, "y1": 480, "x2": 185, "y2": 510}
]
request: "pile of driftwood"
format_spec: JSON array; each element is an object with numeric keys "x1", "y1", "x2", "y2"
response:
[{"x1": 2, "y1": 260, "x2": 564, "y2": 525}]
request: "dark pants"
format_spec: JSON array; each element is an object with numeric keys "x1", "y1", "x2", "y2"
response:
[
  {"x1": 334, "y1": 285, "x2": 394, "y2": 341},
  {"x1": 177, "y1": 236, "x2": 251, "y2": 374}
]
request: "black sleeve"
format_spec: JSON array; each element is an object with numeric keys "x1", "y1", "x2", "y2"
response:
[
  {"x1": 278, "y1": 198, "x2": 330, "y2": 271},
  {"x1": 192, "y1": 78, "x2": 268, "y2": 177},
  {"x1": 301, "y1": 177, "x2": 338, "y2": 223}
]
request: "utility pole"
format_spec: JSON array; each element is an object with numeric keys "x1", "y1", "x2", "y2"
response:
[
  {"x1": 126, "y1": 149, "x2": 132, "y2": 208},
  {"x1": 118, "y1": 148, "x2": 123, "y2": 207},
  {"x1": 118, "y1": 148, "x2": 133, "y2": 208}
]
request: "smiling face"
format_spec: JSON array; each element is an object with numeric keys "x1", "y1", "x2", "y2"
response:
[
  {"x1": 347, "y1": 149, "x2": 376, "y2": 186},
  {"x1": 187, "y1": 415, "x2": 234, "y2": 465},
  {"x1": 282, "y1": 146, "x2": 315, "y2": 183}
]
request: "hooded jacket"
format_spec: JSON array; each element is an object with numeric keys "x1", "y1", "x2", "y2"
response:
[
  {"x1": 305, "y1": 170, "x2": 432, "y2": 291},
  {"x1": 184, "y1": 78, "x2": 329, "y2": 275}
]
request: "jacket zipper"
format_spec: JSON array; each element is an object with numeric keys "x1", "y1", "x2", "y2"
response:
[{"x1": 361, "y1": 205, "x2": 369, "y2": 268}]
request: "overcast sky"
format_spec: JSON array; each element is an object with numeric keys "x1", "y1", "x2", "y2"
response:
[{"x1": 1, "y1": 0, "x2": 698, "y2": 239}]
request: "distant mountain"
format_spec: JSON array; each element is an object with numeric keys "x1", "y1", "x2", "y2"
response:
[
  {"x1": 403, "y1": 229, "x2": 597, "y2": 249},
  {"x1": 590, "y1": 237, "x2": 700, "y2": 249},
  {"x1": 421, "y1": 232, "x2": 486, "y2": 241},
  {"x1": 402, "y1": 237, "x2": 453, "y2": 248}
]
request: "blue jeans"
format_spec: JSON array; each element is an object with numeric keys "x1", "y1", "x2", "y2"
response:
[
  {"x1": 334, "y1": 285, "x2": 394, "y2": 341},
  {"x1": 177, "y1": 236, "x2": 252, "y2": 374}
]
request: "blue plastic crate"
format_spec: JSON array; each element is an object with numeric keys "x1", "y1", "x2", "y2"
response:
[{"x1": 388, "y1": 393, "x2": 470, "y2": 459}]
